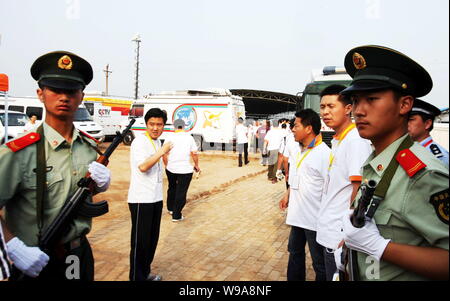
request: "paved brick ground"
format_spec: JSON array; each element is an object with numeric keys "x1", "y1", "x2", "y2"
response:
[{"x1": 89, "y1": 145, "x2": 315, "y2": 281}]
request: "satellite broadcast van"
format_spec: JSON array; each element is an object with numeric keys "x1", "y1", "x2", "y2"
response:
[
  {"x1": 83, "y1": 93, "x2": 134, "y2": 139},
  {"x1": 121, "y1": 88, "x2": 246, "y2": 150},
  {"x1": 299, "y1": 66, "x2": 352, "y2": 145},
  {"x1": 0, "y1": 96, "x2": 105, "y2": 143}
]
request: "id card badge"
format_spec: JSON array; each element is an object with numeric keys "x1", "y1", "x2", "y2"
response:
[
  {"x1": 290, "y1": 175, "x2": 300, "y2": 190},
  {"x1": 156, "y1": 161, "x2": 163, "y2": 183},
  {"x1": 324, "y1": 174, "x2": 330, "y2": 195}
]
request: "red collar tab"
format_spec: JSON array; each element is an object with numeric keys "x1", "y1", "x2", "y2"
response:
[
  {"x1": 423, "y1": 139, "x2": 433, "y2": 147},
  {"x1": 5, "y1": 132, "x2": 41, "y2": 152},
  {"x1": 396, "y1": 149, "x2": 427, "y2": 178}
]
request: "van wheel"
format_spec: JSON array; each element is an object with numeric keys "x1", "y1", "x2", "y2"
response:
[
  {"x1": 193, "y1": 135, "x2": 203, "y2": 151},
  {"x1": 123, "y1": 132, "x2": 134, "y2": 146}
]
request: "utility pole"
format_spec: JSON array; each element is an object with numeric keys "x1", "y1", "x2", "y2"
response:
[
  {"x1": 132, "y1": 34, "x2": 142, "y2": 100},
  {"x1": 103, "y1": 64, "x2": 112, "y2": 96}
]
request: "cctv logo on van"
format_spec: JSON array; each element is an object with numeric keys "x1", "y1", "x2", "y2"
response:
[
  {"x1": 98, "y1": 109, "x2": 111, "y2": 116},
  {"x1": 173, "y1": 106, "x2": 197, "y2": 131}
]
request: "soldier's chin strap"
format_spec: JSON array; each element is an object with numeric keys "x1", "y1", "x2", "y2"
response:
[
  {"x1": 349, "y1": 135, "x2": 414, "y2": 281},
  {"x1": 35, "y1": 125, "x2": 46, "y2": 244}
]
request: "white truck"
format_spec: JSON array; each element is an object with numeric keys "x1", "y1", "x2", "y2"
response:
[
  {"x1": 0, "y1": 110, "x2": 30, "y2": 144},
  {"x1": 0, "y1": 95, "x2": 105, "y2": 142},
  {"x1": 83, "y1": 93, "x2": 134, "y2": 139},
  {"x1": 121, "y1": 88, "x2": 246, "y2": 150}
]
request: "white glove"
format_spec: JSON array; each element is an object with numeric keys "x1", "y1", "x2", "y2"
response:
[
  {"x1": 342, "y1": 210, "x2": 390, "y2": 261},
  {"x1": 88, "y1": 161, "x2": 111, "y2": 192},
  {"x1": 276, "y1": 169, "x2": 284, "y2": 180},
  {"x1": 6, "y1": 237, "x2": 49, "y2": 278},
  {"x1": 334, "y1": 247, "x2": 345, "y2": 271}
]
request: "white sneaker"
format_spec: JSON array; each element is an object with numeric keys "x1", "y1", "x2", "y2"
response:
[{"x1": 172, "y1": 216, "x2": 185, "y2": 222}]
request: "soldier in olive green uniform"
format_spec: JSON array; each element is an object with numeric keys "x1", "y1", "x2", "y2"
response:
[
  {"x1": 335, "y1": 45, "x2": 449, "y2": 281},
  {"x1": 0, "y1": 51, "x2": 111, "y2": 280}
]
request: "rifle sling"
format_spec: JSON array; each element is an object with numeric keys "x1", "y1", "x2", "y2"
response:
[
  {"x1": 373, "y1": 135, "x2": 414, "y2": 199},
  {"x1": 35, "y1": 125, "x2": 46, "y2": 243}
]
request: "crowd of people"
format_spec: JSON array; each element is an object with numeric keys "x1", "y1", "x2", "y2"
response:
[{"x1": 0, "y1": 45, "x2": 448, "y2": 282}]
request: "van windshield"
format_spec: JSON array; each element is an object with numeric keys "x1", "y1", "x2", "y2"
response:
[
  {"x1": 0, "y1": 112, "x2": 29, "y2": 126},
  {"x1": 74, "y1": 107, "x2": 93, "y2": 121}
]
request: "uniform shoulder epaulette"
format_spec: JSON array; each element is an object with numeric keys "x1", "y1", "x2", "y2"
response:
[
  {"x1": 430, "y1": 144, "x2": 443, "y2": 158},
  {"x1": 5, "y1": 132, "x2": 41, "y2": 152},
  {"x1": 79, "y1": 130, "x2": 100, "y2": 145},
  {"x1": 396, "y1": 148, "x2": 427, "y2": 178}
]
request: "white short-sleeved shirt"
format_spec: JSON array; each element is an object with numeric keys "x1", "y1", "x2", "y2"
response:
[
  {"x1": 236, "y1": 124, "x2": 248, "y2": 144},
  {"x1": 164, "y1": 131, "x2": 198, "y2": 174},
  {"x1": 316, "y1": 126, "x2": 373, "y2": 249},
  {"x1": 286, "y1": 138, "x2": 331, "y2": 231},
  {"x1": 127, "y1": 133, "x2": 163, "y2": 203},
  {"x1": 282, "y1": 134, "x2": 301, "y2": 183},
  {"x1": 265, "y1": 128, "x2": 286, "y2": 151}
]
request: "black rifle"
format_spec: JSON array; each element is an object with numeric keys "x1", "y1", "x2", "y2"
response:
[
  {"x1": 340, "y1": 179, "x2": 378, "y2": 281},
  {"x1": 38, "y1": 118, "x2": 136, "y2": 253}
]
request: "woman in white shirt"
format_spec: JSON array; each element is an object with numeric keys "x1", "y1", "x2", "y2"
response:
[{"x1": 163, "y1": 119, "x2": 200, "y2": 222}]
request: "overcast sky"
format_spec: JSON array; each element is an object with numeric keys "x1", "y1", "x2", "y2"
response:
[{"x1": 0, "y1": 0, "x2": 448, "y2": 108}]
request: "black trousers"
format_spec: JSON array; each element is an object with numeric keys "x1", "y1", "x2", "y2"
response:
[
  {"x1": 287, "y1": 226, "x2": 326, "y2": 281},
  {"x1": 9, "y1": 236, "x2": 94, "y2": 281},
  {"x1": 237, "y1": 143, "x2": 249, "y2": 166},
  {"x1": 129, "y1": 201, "x2": 162, "y2": 281},
  {"x1": 166, "y1": 170, "x2": 193, "y2": 220}
]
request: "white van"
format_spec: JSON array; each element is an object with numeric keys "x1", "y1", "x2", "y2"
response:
[
  {"x1": 121, "y1": 88, "x2": 246, "y2": 149},
  {"x1": 83, "y1": 93, "x2": 134, "y2": 139},
  {"x1": 0, "y1": 110, "x2": 30, "y2": 144},
  {"x1": 0, "y1": 96, "x2": 105, "y2": 142}
]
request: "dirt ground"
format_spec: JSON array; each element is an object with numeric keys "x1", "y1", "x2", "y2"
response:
[{"x1": 87, "y1": 143, "x2": 315, "y2": 281}]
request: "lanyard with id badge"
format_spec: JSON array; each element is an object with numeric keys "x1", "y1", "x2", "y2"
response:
[
  {"x1": 290, "y1": 148, "x2": 313, "y2": 190},
  {"x1": 145, "y1": 132, "x2": 162, "y2": 183},
  {"x1": 324, "y1": 123, "x2": 355, "y2": 194}
]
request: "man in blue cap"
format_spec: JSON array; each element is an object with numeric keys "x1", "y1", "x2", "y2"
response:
[
  {"x1": 408, "y1": 98, "x2": 448, "y2": 167},
  {"x1": 335, "y1": 45, "x2": 448, "y2": 281}
]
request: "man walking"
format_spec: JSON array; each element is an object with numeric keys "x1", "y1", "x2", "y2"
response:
[{"x1": 163, "y1": 119, "x2": 200, "y2": 222}]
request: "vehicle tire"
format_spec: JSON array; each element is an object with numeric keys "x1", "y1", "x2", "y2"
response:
[
  {"x1": 193, "y1": 135, "x2": 203, "y2": 152},
  {"x1": 123, "y1": 131, "x2": 134, "y2": 146}
]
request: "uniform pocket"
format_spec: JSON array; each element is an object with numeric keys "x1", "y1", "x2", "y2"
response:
[{"x1": 374, "y1": 209, "x2": 395, "y2": 240}]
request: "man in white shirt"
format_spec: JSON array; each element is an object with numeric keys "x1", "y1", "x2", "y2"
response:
[
  {"x1": 235, "y1": 117, "x2": 249, "y2": 167},
  {"x1": 23, "y1": 114, "x2": 38, "y2": 132},
  {"x1": 277, "y1": 119, "x2": 297, "y2": 189},
  {"x1": 315, "y1": 85, "x2": 372, "y2": 280},
  {"x1": 163, "y1": 119, "x2": 200, "y2": 222},
  {"x1": 127, "y1": 108, "x2": 173, "y2": 281},
  {"x1": 264, "y1": 119, "x2": 286, "y2": 183},
  {"x1": 279, "y1": 109, "x2": 331, "y2": 281}
]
